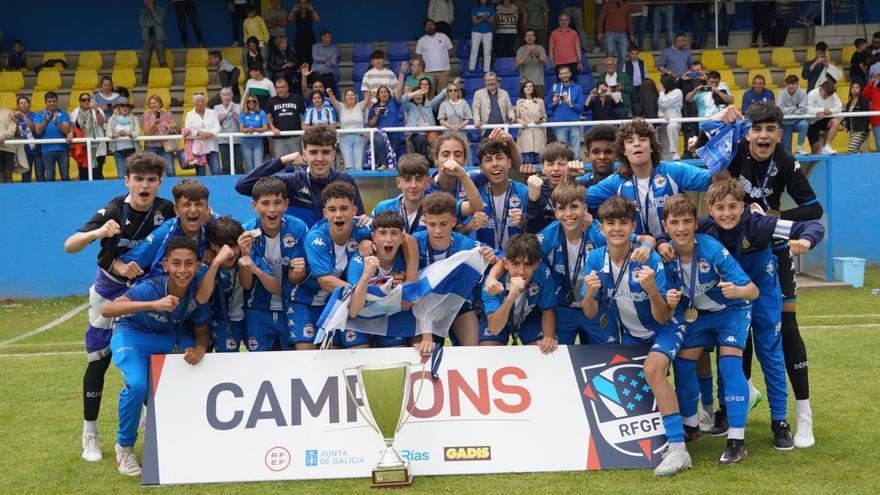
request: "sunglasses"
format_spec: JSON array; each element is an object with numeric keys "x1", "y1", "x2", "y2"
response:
[
  {"x1": 448, "y1": 88, "x2": 459, "y2": 92},
  {"x1": 247, "y1": 100, "x2": 257, "y2": 104},
  {"x1": 80, "y1": 97, "x2": 91, "y2": 102}
]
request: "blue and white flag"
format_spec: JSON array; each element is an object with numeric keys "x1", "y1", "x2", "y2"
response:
[
  {"x1": 696, "y1": 119, "x2": 751, "y2": 175},
  {"x1": 315, "y1": 248, "x2": 488, "y2": 344}
]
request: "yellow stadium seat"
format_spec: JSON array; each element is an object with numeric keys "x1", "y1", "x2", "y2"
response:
[
  {"x1": 771, "y1": 48, "x2": 800, "y2": 69},
  {"x1": 728, "y1": 89, "x2": 746, "y2": 110},
  {"x1": 784, "y1": 67, "x2": 807, "y2": 88},
  {"x1": 41, "y1": 51, "x2": 68, "y2": 71},
  {"x1": 186, "y1": 48, "x2": 209, "y2": 67},
  {"x1": 184, "y1": 67, "x2": 209, "y2": 87},
  {"x1": 183, "y1": 87, "x2": 207, "y2": 106},
  {"x1": 841, "y1": 45, "x2": 857, "y2": 66},
  {"x1": 151, "y1": 49, "x2": 176, "y2": 68},
  {"x1": 234, "y1": 66, "x2": 246, "y2": 85},
  {"x1": 147, "y1": 67, "x2": 173, "y2": 88},
  {"x1": 837, "y1": 85, "x2": 853, "y2": 104},
  {"x1": 77, "y1": 51, "x2": 103, "y2": 71},
  {"x1": 222, "y1": 47, "x2": 243, "y2": 64},
  {"x1": 645, "y1": 72, "x2": 660, "y2": 87},
  {"x1": 147, "y1": 88, "x2": 172, "y2": 108},
  {"x1": 71, "y1": 69, "x2": 99, "y2": 91},
  {"x1": 114, "y1": 50, "x2": 139, "y2": 69},
  {"x1": 701, "y1": 50, "x2": 729, "y2": 70},
  {"x1": 30, "y1": 91, "x2": 48, "y2": 111},
  {"x1": 0, "y1": 92, "x2": 17, "y2": 109},
  {"x1": 0, "y1": 71, "x2": 25, "y2": 92},
  {"x1": 736, "y1": 48, "x2": 764, "y2": 69},
  {"x1": 34, "y1": 70, "x2": 62, "y2": 91},
  {"x1": 747, "y1": 68, "x2": 777, "y2": 88},
  {"x1": 111, "y1": 68, "x2": 137, "y2": 89},
  {"x1": 717, "y1": 69, "x2": 738, "y2": 90}
]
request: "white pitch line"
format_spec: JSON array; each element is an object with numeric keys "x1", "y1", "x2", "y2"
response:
[
  {"x1": 802, "y1": 323, "x2": 880, "y2": 330},
  {"x1": 0, "y1": 303, "x2": 88, "y2": 345},
  {"x1": 0, "y1": 351, "x2": 83, "y2": 358},
  {"x1": 800, "y1": 313, "x2": 880, "y2": 320}
]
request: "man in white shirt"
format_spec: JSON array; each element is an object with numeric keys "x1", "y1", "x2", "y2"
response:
[{"x1": 416, "y1": 19, "x2": 454, "y2": 89}]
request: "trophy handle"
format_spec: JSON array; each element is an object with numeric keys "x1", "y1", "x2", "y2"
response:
[
  {"x1": 342, "y1": 367, "x2": 382, "y2": 435},
  {"x1": 396, "y1": 360, "x2": 428, "y2": 434}
]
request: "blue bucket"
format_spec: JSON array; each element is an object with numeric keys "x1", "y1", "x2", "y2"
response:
[{"x1": 833, "y1": 257, "x2": 866, "y2": 288}]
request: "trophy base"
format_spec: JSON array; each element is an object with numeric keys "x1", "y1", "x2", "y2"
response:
[{"x1": 371, "y1": 467, "x2": 413, "y2": 488}]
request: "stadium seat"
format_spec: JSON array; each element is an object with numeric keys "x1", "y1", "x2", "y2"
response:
[
  {"x1": 747, "y1": 68, "x2": 777, "y2": 88},
  {"x1": 836, "y1": 85, "x2": 851, "y2": 105},
  {"x1": 147, "y1": 67, "x2": 173, "y2": 88},
  {"x1": 645, "y1": 72, "x2": 660, "y2": 87},
  {"x1": 34, "y1": 70, "x2": 62, "y2": 91},
  {"x1": 500, "y1": 76, "x2": 519, "y2": 96},
  {"x1": 234, "y1": 66, "x2": 246, "y2": 85},
  {"x1": 841, "y1": 45, "x2": 857, "y2": 66},
  {"x1": 147, "y1": 88, "x2": 172, "y2": 108},
  {"x1": 183, "y1": 87, "x2": 207, "y2": 106},
  {"x1": 576, "y1": 72, "x2": 596, "y2": 94},
  {"x1": 641, "y1": 52, "x2": 656, "y2": 73},
  {"x1": 41, "y1": 51, "x2": 67, "y2": 71},
  {"x1": 463, "y1": 77, "x2": 483, "y2": 97},
  {"x1": 455, "y1": 39, "x2": 471, "y2": 61},
  {"x1": 186, "y1": 48, "x2": 209, "y2": 67},
  {"x1": 111, "y1": 68, "x2": 137, "y2": 89},
  {"x1": 701, "y1": 50, "x2": 729, "y2": 70},
  {"x1": 71, "y1": 69, "x2": 99, "y2": 92},
  {"x1": 352, "y1": 43, "x2": 374, "y2": 63},
  {"x1": 30, "y1": 90, "x2": 48, "y2": 111},
  {"x1": 184, "y1": 67, "x2": 209, "y2": 88},
  {"x1": 784, "y1": 67, "x2": 807, "y2": 88},
  {"x1": 495, "y1": 57, "x2": 517, "y2": 76},
  {"x1": 736, "y1": 48, "x2": 764, "y2": 69},
  {"x1": 77, "y1": 51, "x2": 103, "y2": 71},
  {"x1": 114, "y1": 50, "x2": 139, "y2": 69},
  {"x1": 222, "y1": 46, "x2": 242, "y2": 64},
  {"x1": 728, "y1": 89, "x2": 746, "y2": 110},
  {"x1": 717, "y1": 69, "x2": 739, "y2": 90},
  {"x1": 771, "y1": 48, "x2": 800, "y2": 69},
  {"x1": 151, "y1": 48, "x2": 176, "y2": 68},
  {"x1": 0, "y1": 92, "x2": 16, "y2": 109},
  {"x1": 0, "y1": 71, "x2": 25, "y2": 92},
  {"x1": 387, "y1": 41, "x2": 411, "y2": 63},
  {"x1": 353, "y1": 62, "x2": 370, "y2": 83}
]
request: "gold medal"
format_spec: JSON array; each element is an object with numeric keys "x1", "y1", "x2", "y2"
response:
[
  {"x1": 684, "y1": 307, "x2": 698, "y2": 323},
  {"x1": 767, "y1": 210, "x2": 781, "y2": 218},
  {"x1": 599, "y1": 313, "x2": 608, "y2": 328}
]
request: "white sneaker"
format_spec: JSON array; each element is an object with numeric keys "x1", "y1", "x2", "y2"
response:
[
  {"x1": 821, "y1": 144, "x2": 837, "y2": 155},
  {"x1": 115, "y1": 444, "x2": 142, "y2": 477},
  {"x1": 699, "y1": 405, "x2": 714, "y2": 433},
  {"x1": 81, "y1": 433, "x2": 102, "y2": 462},
  {"x1": 654, "y1": 445, "x2": 692, "y2": 477},
  {"x1": 794, "y1": 414, "x2": 815, "y2": 448},
  {"x1": 747, "y1": 387, "x2": 762, "y2": 415},
  {"x1": 797, "y1": 145, "x2": 811, "y2": 155}
]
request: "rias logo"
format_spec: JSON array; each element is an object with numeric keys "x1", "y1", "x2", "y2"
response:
[{"x1": 444, "y1": 446, "x2": 491, "y2": 461}]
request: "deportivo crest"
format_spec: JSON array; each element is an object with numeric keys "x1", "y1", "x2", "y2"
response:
[
  {"x1": 153, "y1": 211, "x2": 165, "y2": 226},
  {"x1": 226, "y1": 338, "x2": 237, "y2": 350},
  {"x1": 345, "y1": 330, "x2": 357, "y2": 342},
  {"x1": 652, "y1": 175, "x2": 667, "y2": 188},
  {"x1": 248, "y1": 336, "x2": 259, "y2": 351},
  {"x1": 303, "y1": 323, "x2": 315, "y2": 338},
  {"x1": 187, "y1": 300, "x2": 198, "y2": 312},
  {"x1": 347, "y1": 239, "x2": 359, "y2": 252},
  {"x1": 283, "y1": 233, "x2": 296, "y2": 248},
  {"x1": 510, "y1": 195, "x2": 521, "y2": 208},
  {"x1": 528, "y1": 283, "x2": 539, "y2": 296},
  {"x1": 699, "y1": 259, "x2": 711, "y2": 273}
]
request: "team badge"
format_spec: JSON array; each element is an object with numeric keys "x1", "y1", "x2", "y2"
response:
[
  {"x1": 345, "y1": 330, "x2": 357, "y2": 342},
  {"x1": 653, "y1": 175, "x2": 667, "y2": 188},
  {"x1": 347, "y1": 239, "x2": 359, "y2": 252},
  {"x1": 248, "y1": 336, "x2": 258, "y2": 351},
  {"x1": 699, "y1": 259, "x2": 711, "y2": 273},
  {"x1": 226, "y1": 338, "x2": 236, "y2": 350},
  {"x1": 187, "y1": 300, "x2": 197, "y2": 312},
  {"x1": 510, "y1": 195, "x2": 521, "y2": 208},
  {"x1": 303, "y1": 324, "x2": 315, "y2": 338},
  {"x1": 154, "y1": 211, "x2": 165, "y2": 226},
  {"x1": 283, "y1": 233, "x2": 296, "y2": 248},
  {"x1": 528, "y1": 283, "x2": 539, "y2": 296}
]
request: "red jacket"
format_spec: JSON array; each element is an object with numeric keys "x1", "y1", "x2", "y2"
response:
[{"x1": 862, "y1": 83, "x2": 880, "y2": 126}]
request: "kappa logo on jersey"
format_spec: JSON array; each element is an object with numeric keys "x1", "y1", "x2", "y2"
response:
[
  {"x1": 699, "y1": 259, "x2": 711, "y2": 273},
  {"x1": 283, "y1": 233, "x2": 296, "y2": 248},
  {"x1": 299, "y1": 186, "x2": 311, "y2": 197},
  {"x1": 312, "y1": 237, "x2": 326, "y2": 247},
  {"x1": 653, "y1": 175, "x2": 667, "y2": 188}
]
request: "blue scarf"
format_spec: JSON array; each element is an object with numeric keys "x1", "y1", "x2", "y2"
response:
[
  {"x1": 365, "y1": 128, "x2": 397, "y2": 170},
  {"x1": 696, "y1": 119, "x2": 752, "y2": 175}
]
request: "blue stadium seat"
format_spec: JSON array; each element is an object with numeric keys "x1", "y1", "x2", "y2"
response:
[
  {"x1": 352, "y1": 43, "x2": 374, "y2": 63},
  {"x1": 495, "y1": 57, "x2": 516, "y2": 76},
  {"x1": 455, "y1": 39, "x2": 471, "y2": 61},
  {"x1": 463, "y1": 77, "x2": 483, "y2": 97},
  {"x1": 501, "y1": 76, "x2": 520, "y2": 96},
  {"x1": 576, "y1": 73, "x2": 596, "y2": 95},
  {"x1": 353, "y1": 62, "x2": 370, "y2": 81},
  {"x1": 387, "y1": 41, "x2": 411, "y2": 63}
]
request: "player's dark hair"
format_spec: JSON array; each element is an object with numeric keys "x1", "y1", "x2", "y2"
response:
[
  {"x1": 172, "y1": 179, "x2": 209, "y2": 202},
  {"x1": 422, "y1": 191, "x2": 457, "y2": 216},
  {"x1": 45, "y1": 91, "x2": 58, "y2": 101},
  {"x1": 431, "y1": 132, "x2": 468, "y2": 160},
  {"x1": 584, "y1": 124, "x2": 618, "y2": 149},
  {"x1": 746, "y1": 101, "x2": 784, "y2": 126},
  {"x1": 209, "y1": 50, "x2": 221, "y2": 59},
  {"x1": 551, "y1": 182, "x2": 587, "y2": 208},
  {"x1": 614, "y1": 118, "x2": 661, "y2": 179},
  {"x1": 504, "y1": 233, "x2": 541, "y2": 265},
  {"x1": 751, "y1": 74, "x2": 766, "y2": 84},
  {"x1": 372, "y1": 210, "x2": 405, "y2": 231},
  {"x1": 125, "y1": 151, "x2": 166, "y2": 178},
  {"x1": 598, "y1": 196, "x2": 637, "y2": 222},
  {"x1": 303, "y1": 124, "x2": 337, "y2": 147},
  {"x1": 320, "y1": 181, "x2": 356, "y2": 205},
  {"x1": 785, "y1": 74, "x2": 799, "y2": 85},
  {"x1": 540, "y1": 141, "x2": 575, "y2": 164},
  {"x1": 206, "y1": 216, "x2": 244, "y2": 247},
  {"x1": 662, "y1": 194, "x2": 698, "y2": 220},
  {"x1": 476, "y1": 138, "x2": 512, "y2": 162},
  {"x1": 706, "y1": 178, "x2": 745, "y2": 205},
  {"x1": 370, "y1": 49, "x2": 385, "y2": 60},
  {"x1": 164, "y1": 236, "x2": 199, "y2": 258},
  {"x1": 397, "y1": 154, "x2": 430, "y2": 178},
  {"x1": 815, "y1": 41, "x2": 828, "y2": 52},
  {"x1": 251, "y1": 176, "x2": 287, "y2": 201}
]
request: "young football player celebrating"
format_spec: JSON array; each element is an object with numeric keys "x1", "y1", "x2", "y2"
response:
[
  {"x1": 197, "y1": 216, "x2": 247, "y2": 352},
  {"x1": 523, "y1": 141, "x2": 575, "y2": 233},
  {"x1": 101, "y1": 237, "x2": 213, "y2": 476},
  {"x1": 660, "y1": 194, "x2": 758, "y2": 465},
  {"x1": 63, "y1": 152, "x2": 175, "y2": 462},
  {"x1": 581, "y1": 196, "x2": 691, "y2": 477}
]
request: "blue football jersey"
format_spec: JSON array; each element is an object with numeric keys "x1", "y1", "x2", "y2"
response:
[
  {"x1": 474, "y1": 179, "x2": 530, "y2": 250},
  {"x1": 372, "y1": 195, "x2": 428, "y2": 234},
  {"x1": 412, "y1": 230, "x2": 478, "y2": 269},
  {"x1": 115, "y1": 275, "x2": 211, "y2": 336},
  {"x1": 481, "y1": 262, "x2": 556, "y2": 330},
  {"x1": 538, "y1": 219, "x2": 606, "y2": 307},
  {"x1": 242, "y1": 215, "x2": 308, "y2": 311},
  {"x1": 299, "y1": 220, "x2": 372, "y2": 306},
  {"x1": 120, "y1": 217, "x2": 211, "y2": 279}
]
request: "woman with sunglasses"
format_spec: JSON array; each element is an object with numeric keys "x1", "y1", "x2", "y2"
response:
[
  {"x1": 68, "y1": 92, "x2": 107, "y2": 180},
  {"x1": 238, "y1": 93, "x2": 269, "y2": 173},
  {"x1": 184, "y1": 92, "x2": 222, "y2": 175},
  {"x1": 437, "y1": 80, "x2": 473, "y2": 164},
  {"x1": 106, "y1": 98, "x2": 142, "y2": 179},
  {"x1": 142, "y1": 94, "x2": 180, "y2": 177}
]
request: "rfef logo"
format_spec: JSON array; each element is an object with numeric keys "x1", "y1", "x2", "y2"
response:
[
  {"x1": 444, "y1": 446, "x2": 491, "y2": 461},
  {"x1": 264, "y1": 446, "x2": 291, "y2": 472}
]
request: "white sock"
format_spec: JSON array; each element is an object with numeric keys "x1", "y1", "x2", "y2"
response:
[
  {"x1": 728, "y1": 427, "x2": 745, "y2": 440},
  {"x1": 669, "y1": 441, "x2": 686, "y2": 450},
  {"x1": 83, "y1": 420, "x2": 98, "y2": 435},
  {"x1": 683, "y1": 415, "x2": 699, "y2": 428},
  {"x1": 796, "y1": 399, "x2": 812, "y2": 418},
  {"x1": 748, "y1": 380, "x2": 758, "y2": 397}
]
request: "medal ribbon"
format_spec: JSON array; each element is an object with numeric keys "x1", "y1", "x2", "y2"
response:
[
  {"x1": 676, "y1": 242, "x2": 700, "y2": 312},
  {"x1": 560, "y1": 223, "x2": 588, "y2": 304},
  {"x1": 487, "y1": 180, "x2": 513, "y2": 248},
  {"x1": 600, "y1": 245, "x2": 634, "y2": 321}
]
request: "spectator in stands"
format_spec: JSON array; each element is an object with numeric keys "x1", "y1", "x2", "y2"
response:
[
  {"x1": 417, "y1": 20, "x2": 454, "y2": 89},
  {"x1": 597, "y1": 0, "x2": 634, "y2": 68},
  {"x1": 630, "y1": 3, "x2": 648, "y2": 50},
  {"x1": 238, "y1": 94, "x2": 269, "y2": 172},
  {"x1": 244, "y1": 36, "x2": 266, "y2": 75},
  {"x1": 438, "y1": 80, "x2": 473, "y2": 160},
  {"x1": 303, "y1": 89, "x2": 337, "y2": 130},
  {"x1": 0, "y1": 105, "x2": 17, "y2": 183},
  {"x1": 658, "y1": 33, "x2": 692, "y2": 79},
  {"x1": 863, "y1": 72, "x2": 880, "y2": 151},
  {"x1": 796, "y1": 1, "x2": 821, "y2": 26},
  {"x1": 106, "y1": 98, "x2": 142, "y2": 179},
  {"x1": 850, "y1": 38, "x2": 869, "y2": 87},
  {"x1": 869, "y1": 53, "x2": 880, "y2": 79},
  {"x1": 687, "y1": 2, "x2": 709, "y2": 49},
  {"x1": 329, "y1": 89, "x2": 371, "y2": 171},
  {"x1": 469, "y1": 0, "x2": 495, "y2": 74},
  {"x1": 779, "y1": 75, "x2": 811, "y2": 155},
  {"x1": 94, "y1": 76, "x2": 122, "y2": 116},
  {"x1": 404, "y1": 59, "x2": 436, "y2": 94},
  {"x1": 142, "y1": 94, "x2": 179, "y2": 177},
  {"x1": 264, "y1": 0, "x2": 288, "y2": 45},
  {"x1": 871, "y1": 32, "x2": 880, "y2": 56},
  {"x1": 546, "y1": 66, "x2": 584, "y2": 158},
  {"x1": 843, "y1": 82, "x2": 870, "y2": 153},
  {"x1": 658, "y1": 75, "x2": 683, "y2": 160},
  {"x1": 521, "y1": 0, "x2": 549, "y2": 46},
  {"x1": 14, "y1": 96, "x2": 40, "y2": 182},
  {"x1": 635, "y1": 78, "x2": 659, "y2": 119},
  {"x1": 516, "y1": 30, "x2": 547, "y2": 98},
  {"x1": 597, "y1": 57, "x2": 633, "y2": 118},
  {"x1": 34, "y1": 92, "x2": 71, "y2": 181},
  {"x1": 229, "y1": 0, "x2": 247, "y2": 45},
  {"x1": 623, "y1": 46, "x2": 647, "y2": 113},
  {"x1": 715, "y1": 1, "x2": 735, "y2": 48},
  {"x1": 549, "y1": 13, "x2": 582, "y2": 79},
  {"x1": 243, "y1": 6, "x2": 270, "y2": 62},
  {"x1": 472, "y1": 71, "x2": 516, "y2": 136},
  {"x1": 7, "y1": 40, "x2": 26, "y2": 70},
  {"x1": 806, "y1": 80, "x2": 843, "y2": 155},
  {"x1": 367, "y1": 78, "x2": 406, "y2": 169},
  {"x1": 742, "y1": 74, "x2": 775, "y2": 114},
  {"x1": 685, "y1": 69, "x2": 733, "y2": 118},
  {"x1": 362, "y1": 52, "x2": 401, "y2": 101},
  {"x1": 494, "y1": 0, "x2": 519, "y2": 58},
  {"x1": 69, "y1": 92, "x2": 107, "y2": 181},
  {"x1": 290, "y1": 0, "x2": 319, "y2": 67},
  {"x1": 802, "y1": 42, "x2": 842, "y2": 93},
  {"x1": 652, "y1": 2, "x2": 675, "y2": 50},
  {"x1": 428, "y1": 0, "x2": 455, "y2": 39},
  {"x1": 244, "y1": 66, "x2": 277, "y2": 110},
  {"x1": 586, "y1": 82, "x2": 624, "y2": 121},
  {"x1": 677, "y1": 61, "x2": 706, "y2": 148},
  {"x1": 311, "y1": 30, "x2": 340, "y2": 92},
  {"x1": 184, "y1": 93, "x2": 222, "y2": 175},
  {"x1": 515, "y1": 81, "x2": 547, "y2": 165},
  {"x1": 173, "y1": 0, "x2": 205, "y2": 48},
  {"x1": 214, "y1": 87, "x2": 242, "y2": 174},
  {"x1": 267, "y1": 78, "x2": 307, "y2": 157},
  {"x1": 140, "y1": 0, "x2": 167, "y2": 86},
  {"x1": 402, "y1": 81, "x2": 448, "y2": 157},
  {"x1": 209, "y1": 51, "x2": 242, "y2": 103},
  {"x1": 268, "y1": 35, "x2": 298, "y2": 89},
  {"x1": 562, "y1": 0, "x2": 588, "y2": 55},
  {"x1": 751, "y1": 1, "x2": 773, "y2": 48}
]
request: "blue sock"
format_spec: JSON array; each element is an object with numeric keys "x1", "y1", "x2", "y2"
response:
[
  {"x1": 719, "y1": 355, "x2": 748, "y2": 430},
  {"x1": 698, "y1": 374, "x2": 714, "y2": 407},
  {"x1": 716, "y1": 352, "x2": 726, "y2": 405},
  {"x1": 662, "y1": 414, "x2": 685, "y2": 443},
  {"x1": 673, "y1": 358, "x2": 699, "y2": 420}
]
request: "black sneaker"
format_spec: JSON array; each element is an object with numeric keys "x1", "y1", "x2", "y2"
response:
[
  {"x1": 709, "y1": 408, "x2": 729, "y2": 436},
  {"x1": 684, "y1": 424, "x2": 702, "y2": 442},
  {"x1": 719, "y1": 439, "x2": 748, "y2": 465},
  {"x1": 771, "y1": 420, "x2": 794, "y2": 450}
]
